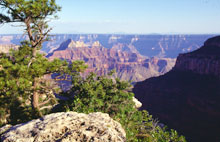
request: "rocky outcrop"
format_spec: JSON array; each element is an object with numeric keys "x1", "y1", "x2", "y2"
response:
[
  {"x1": 133, "y1": 36, "x2": 220, "y2": 142},
  {"x1": 47, "y1": 39, "x2": 176, "y2": 82},
  {"x1": 132, "y1": 97, "x2": 142, "y2": 109},
  {"x1": 1, "y1": 112, "x2": 126, "y2": 142},
  {"x1": 0, "y1": 125, "x2": 12, "y2": 136}
]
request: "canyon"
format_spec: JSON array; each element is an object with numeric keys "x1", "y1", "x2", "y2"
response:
[
  {"x1": 0, "y1": 34, "x2": 214, "y2": 57},
  {"x1": 0, "y1": 34, "x2": 214, "y2": 82},
  {"x1": 47, "y1": 39, "x2": 176, "y2": 82},
  {"x1": 133, "y1": 36, "x2": 220, "y2": 142},
  {"x1": 1, "y1": 34, "x2": 219, "y2": 141}
]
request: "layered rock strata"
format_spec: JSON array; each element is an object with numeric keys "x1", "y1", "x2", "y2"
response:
[
  {"x1": 174, "y1": 36, "x2": 220, "y2": 78},
  {"x1": 47, "y1": 39, "x2": 176, "y2": 82}
]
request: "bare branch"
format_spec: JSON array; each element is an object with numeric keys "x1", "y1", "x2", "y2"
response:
[
  {"x1": 54, "y1": 78, "x2": 71, "y2": 82},
  {"x1": 25, "y1": 17, "x2": 35, "y2": 46},
  {"x1": 39, "y1": 105, "x2": 53, "y2": 111},
  {"x1": 39, "y1": 98, "x2": 52, "y2": 107},
  {"x1": 34, "y1": 28, "x2": 52, "y2": 48}
]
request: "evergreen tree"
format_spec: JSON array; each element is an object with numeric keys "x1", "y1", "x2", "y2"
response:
[
  {"x1": 0, "y1": 44, "x2": 70, "y2": 124},
  {"x1": 0, "y1": 0, "x2": 69, "y2": 123}
]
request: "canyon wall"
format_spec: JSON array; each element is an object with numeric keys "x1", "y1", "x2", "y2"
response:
[
  {"x1": 174, "y1": 36, "x2": 220, "y2": 78},
  {"x1": 47, "y1": 39, "x2": 176, "y2": 82}
]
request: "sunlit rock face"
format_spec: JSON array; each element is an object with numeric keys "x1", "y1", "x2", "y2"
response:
[{"x1": 47, "y1": 39, "x2": 176, "y2": 82}]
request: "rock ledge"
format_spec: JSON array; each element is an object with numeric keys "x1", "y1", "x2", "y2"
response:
[{"x1": 1, "y1": 112, "x2": 126, "y2": 142}]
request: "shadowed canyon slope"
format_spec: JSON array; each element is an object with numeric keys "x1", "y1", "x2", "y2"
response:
[
  {"x1": 133, "y1": 36, "x2": 220, "y2": 142},
  {"x1": 47, "y1": 39, "x2": 176, "y2": 82}
]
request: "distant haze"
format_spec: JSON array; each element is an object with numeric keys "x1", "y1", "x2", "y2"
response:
[{"x1": 0, "y1": 0, "x2": 220, "y2": 34}]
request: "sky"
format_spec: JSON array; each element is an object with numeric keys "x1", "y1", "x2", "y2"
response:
[{"x1": 0, "y1": 0, "x2": 220, "y2": 34}]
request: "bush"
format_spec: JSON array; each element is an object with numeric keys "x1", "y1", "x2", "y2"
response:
[{"x1": 54, "y1": 72, "x2": 186, "y2": 142}]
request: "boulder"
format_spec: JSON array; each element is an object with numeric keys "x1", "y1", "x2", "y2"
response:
[
  {"x1": 1, "y1": 112, "x2": 126, "y2": 142},
  {"x1": 132, "y1": 97, "x2": 142, "y2": 109}
]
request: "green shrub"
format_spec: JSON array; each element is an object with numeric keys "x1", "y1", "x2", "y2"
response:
[{"x1": 54, "y1": 72, "x2": 186, "y2": 142}]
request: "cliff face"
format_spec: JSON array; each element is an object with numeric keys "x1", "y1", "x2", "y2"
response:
[
  {"x1": 47, "y1": 39, "x2": 176, "y2": 82},
  {"x1": 174, "y1": 36, "x2": 220, "y2": 78},
  {"x1": 174, "y1": 54, "x2": 220, "y2": 77},
  {"x1": 133, "y1": 36, "x2": 220, "y2": 142}
]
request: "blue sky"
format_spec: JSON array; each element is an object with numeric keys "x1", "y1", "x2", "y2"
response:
[{"x1": 0, "y1": 0, "x2": 220, "y2": 34}]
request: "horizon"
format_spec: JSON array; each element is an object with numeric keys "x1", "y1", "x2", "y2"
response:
[
  {"x1": 0, "y1": 0, "x2": 220, "y2": 34},
  {"x1": 0, "y1": 33, "x2": 218, "y2": 36}
]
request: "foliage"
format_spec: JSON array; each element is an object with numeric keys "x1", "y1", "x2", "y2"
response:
[
  {"x1": 0, "y1": 0, "x2": 63, "y2": 123},
  {"x1": 0, "y1": 44, "x2": 69, "y2": 125},
  {"x1": 149, "y1": 127, "x2": 186, "y2": 142},
  {"x1": 54, "y1": 72, "x2": 186, "y2": 142},
  {"x1": 0, "y1": 0, "x2": 61, "y2": 24}
]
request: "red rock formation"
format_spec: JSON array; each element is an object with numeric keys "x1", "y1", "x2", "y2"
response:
[
  {"x1": 47, "y1": 39, "x2": 176, "y2": 82},
  {"x1": 174, "y1": 54, "x2": 220, "y2": 78}
]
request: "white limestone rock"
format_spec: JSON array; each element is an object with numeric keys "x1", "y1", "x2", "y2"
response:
[
  {"x1": 1, "y1": 112, "x2": 126, "y2": 142},
  {"x1": 133, "y1": 97, "x2": 142, "y2": 109},
  {"x1": 0, "y1": 125, "x2": 12, "y2": 135}
]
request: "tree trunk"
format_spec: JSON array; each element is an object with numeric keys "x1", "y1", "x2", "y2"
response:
[
  {"x1": 25, "y1": 18, "x2": 42, "y2": 117},
  {"x1": 32, "y1": 78, "x2": 43, "y2": 117}
]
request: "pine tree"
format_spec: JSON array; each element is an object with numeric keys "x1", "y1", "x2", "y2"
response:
[{"x1": 0, "y1": 0, "x2": 69, "y2": 123}]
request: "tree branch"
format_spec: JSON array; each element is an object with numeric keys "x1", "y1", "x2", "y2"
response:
[
  {"x1": 0, "y1": 2, "x2": 24, "y2": 21},
  {"x1": 39, "y1": 98, "x2": 52, "y2": 107},
  {"x1": 25, "y1": 17, "x2": 35, "y2": 46},
  {"x1": 54, "y1": 78, "x2": 72, "y2": 82},
  {"x1": 39, "y1": 105, "x2": 53, "y2": 111},
  {"x1": 34, "y1": 28, "x2": 52, "y2": 48},
  {"x1": 54, "y1": 74, "x2": 71, "y2": 81}
]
